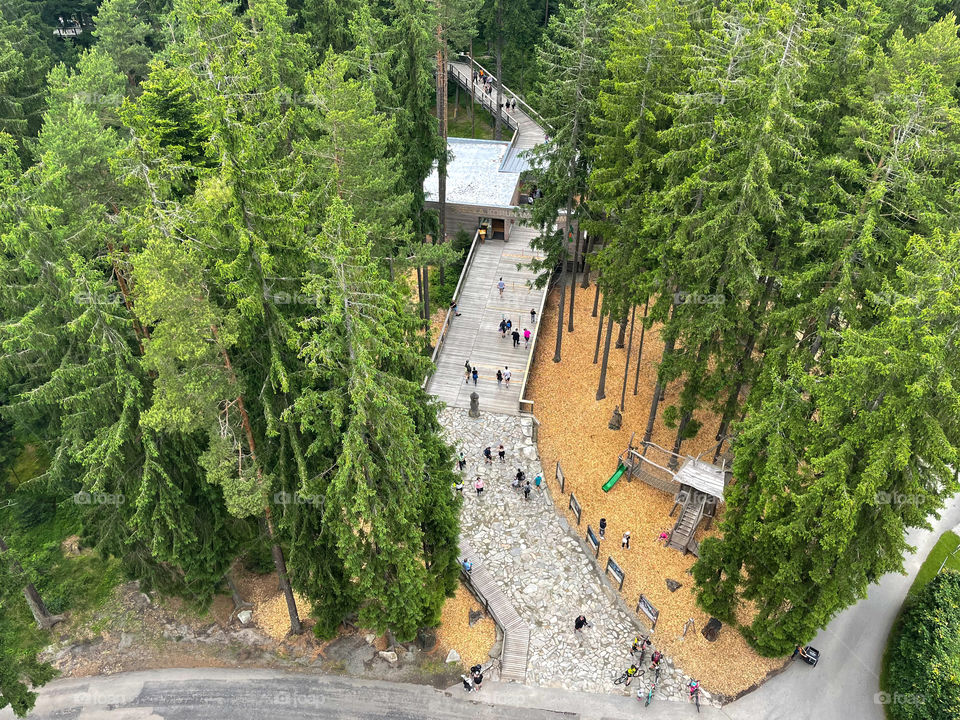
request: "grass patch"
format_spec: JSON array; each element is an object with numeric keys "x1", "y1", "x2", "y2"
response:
[
  {"x1": 878, "y1": 529, "x2": 960, "y2": 718},
  {"x1": 907, "y1": 530, "x2": 960, "y2": 596},
  {"x1": 5, "y1": 443, "x2": 48, "y2": 486},
  {"x1": 446, "y1": 84, "x2": 496, "y2": 141}
]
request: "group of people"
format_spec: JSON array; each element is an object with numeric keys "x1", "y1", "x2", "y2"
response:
[
  {"x1": 595, "y1": 517, "x2": 632, "y2": 549},
  {"x1": 460, "y1": 664, "x2": 484, "y2": 692}
]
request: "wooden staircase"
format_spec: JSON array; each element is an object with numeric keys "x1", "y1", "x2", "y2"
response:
[
  {"x1": 459, "y1": 540, "x2": 529, "y2": 682},
  {"x1": 667, "y1": 493, "x2": 706, "y2": 555}
]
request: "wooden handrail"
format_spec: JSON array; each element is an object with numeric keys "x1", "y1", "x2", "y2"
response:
[
  {"x1": 422, "y1": 229, "x2": 482, "y2": 389},
  {"x1": 517, "y1": 270, "x2": 554, "y2": 412},
  {"x1": 448, "y1": 64, "x2": 519, "y2": 133},
  {"x1": 456, "y1": 54, "x2": 549, "y2": 131}
]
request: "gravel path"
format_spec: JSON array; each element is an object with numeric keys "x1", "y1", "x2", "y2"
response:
[{"x1": 441, "y1": 407, "x2": 718, "y2": 706}]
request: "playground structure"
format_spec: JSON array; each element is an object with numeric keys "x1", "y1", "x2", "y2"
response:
[{"x1": 602, "y1": 434, "x2": 728, "y2": 556}]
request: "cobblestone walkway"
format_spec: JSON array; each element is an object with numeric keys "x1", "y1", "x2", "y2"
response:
[{"x1": 441, "y1": 407, "x2": 717, "y2": 706}]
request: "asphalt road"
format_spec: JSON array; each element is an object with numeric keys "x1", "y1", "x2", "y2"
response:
[
  {"x1": 725, "y1": 497, "x2": 960, "y2": 720},
  {"x1": 6, "y1": 503, "x2": 957, "y2": 720}
]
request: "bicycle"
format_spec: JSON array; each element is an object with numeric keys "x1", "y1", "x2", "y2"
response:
[
  {"x1": 639, "y1": 667, "x2": 660, "y2": 706},
  {"x1": 688, "y1": 681, "x2": 701, "y2": 713},
  {"x1": 630, "y1": 635, "x2": 651, "y2": 664},
  {"x1": 613, "y1": 666, "x2": 640, "y2": 686}
]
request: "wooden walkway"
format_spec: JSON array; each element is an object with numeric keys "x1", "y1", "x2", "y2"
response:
[
  {"x1": 460, "y1": 540, "x2": 530, "y2": 683},
  {"x1": 426, "y1": 224, "x2": 547, "y2": 415},
  {"x1": 448, "y1": 59, "x2": 547, "y2": 155}
]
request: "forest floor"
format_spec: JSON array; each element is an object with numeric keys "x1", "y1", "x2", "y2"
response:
[
  {"x1": 525, "y1": 282, "x2": 785, "y2": 697},
  {"x1": 39, "y1": 564, "x2": 488, "y2": 690}
]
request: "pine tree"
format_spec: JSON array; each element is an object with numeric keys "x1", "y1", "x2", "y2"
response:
[
  {"x1": 92, "y1": 0, "x2": 155, "y2": 83},
  {"x1": 293, "y1": 197, "x2": 460, "y2": 639}
]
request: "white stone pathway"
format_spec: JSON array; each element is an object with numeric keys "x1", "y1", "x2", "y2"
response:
[{"x1": 441, "y1": 407, "x2": 718, "y2": 706}]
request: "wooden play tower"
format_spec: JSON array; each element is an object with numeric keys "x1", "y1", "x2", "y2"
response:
[{"x1": 617, "y1": 435, "x2": 729, "y2": 556}]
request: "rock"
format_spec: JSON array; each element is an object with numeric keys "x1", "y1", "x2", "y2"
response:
[
  {"x1": 118, "y1": 633, "x2": 133, "y2": 650},
  {"x1": 445, "y1": 648, "x2": 461, "y2": 663},
  {"x1": 378, "y1": 651, "x2": 398, "y2": 663},
  {"x1": 666, "y1": 578, "x2": 682, "y2": 592},
  {"x1": 237, "y1": 610, "x2": 253, "y2": 625},
  {"x1": 417, "y1": 628, "x2": 437, "y2": 651},
  {"x1": 365, "y1": 633, "x2": 376, "y2": 645},
  {"x1": 468, "y1": 609, "x2": 483, "y2": 627},
  {"x1": 489, "y1": 640, "x2": 503, "y2": 658}
]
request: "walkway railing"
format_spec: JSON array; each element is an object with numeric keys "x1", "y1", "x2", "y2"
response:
[
  {"x1": 456, "y1": 54, "x2": 549, "y2": 131},
  {"x1": 518, "y1": 271, "x2": 555, "y2": 413},
  {"x1": 422, "y1": 229, "x2": 482, "y2": 389},
  {"x1": 448, "y1": 63, "x2": 520, "y2": 135}
]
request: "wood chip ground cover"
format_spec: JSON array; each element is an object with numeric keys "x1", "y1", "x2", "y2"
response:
[{"x1": 525, "y1": 283, "x2": 784, "y2": 696}]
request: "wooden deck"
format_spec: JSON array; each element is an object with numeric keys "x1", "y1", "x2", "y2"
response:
[
  {"x1": 427, "y1": 224, "x2": 547, "y2": 416},
  {"x1": 460, "y1": 540, "x2": 530, "y2": 682}
]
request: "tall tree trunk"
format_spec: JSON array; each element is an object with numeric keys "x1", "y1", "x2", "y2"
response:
[
  {"x1": 620, "y1": 304, "x2": 636, "y2": 410},
  {"x1": 212, "y1": 327, "x2": 303, "y2": 635},
  {"x1": 470, "y1": 41, "x2": 476, "y2": 139},
  {"x1": 592, "y1": 281, "x2": 600, "y2": 317},
  {"x1": 494, "y1": 0, "x2": 504, "y2": 141},
  {"x1": 643, "y1": 318, "x2": 676, "y2": 444},
  {"x1": 423, "y1": 266, "x2": 431, "y2": 322},
  {"x1": 454, "y1": 81, "x2": 459, "y2": 119},
  {"x1": 615, "y1": 314, "x2": 628, "y2": 348},
  {"x1": 544, "y1": 0, "x2": 549, "y2": 25},
  {"x1": 580, "y1": 233, "x2": 594, "y2": 289},
  {"x1": 553, "y1": 262, "x2": 566, "y2": 363},
  {"x1": 0, "y1": 536, "x2": 65, "y2": 629},
  {"x1": 436, "y1": 30, "x2": 448, "y2": 258},
  {"x1": 632, "y1": 297, "x2": 650, "y2": 395},
  {"x1": 567, "y1": 226, "x2": 581, "y2": 332},
  {"x1": 596, "y1": 313, "x2": 615, "y2": 400},
  {"x1": 593, "y1": 298, "x2": 605, "y2": 363}
]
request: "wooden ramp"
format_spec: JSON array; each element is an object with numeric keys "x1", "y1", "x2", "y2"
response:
[{"x1": 460, "y1": 540, "x2": 530, "y2": 683}]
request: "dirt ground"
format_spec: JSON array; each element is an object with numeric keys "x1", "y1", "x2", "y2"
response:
[
  {"x1": 44, "y1": 564, "x2": 487, "y2": 689},
  {"x1": 525, "y1": 283, "x2": 784, "y2": 697}
]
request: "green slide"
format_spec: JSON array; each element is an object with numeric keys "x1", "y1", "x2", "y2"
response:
[{"x1": 602, "y1": 464, "x2": 627, "y2": 492}]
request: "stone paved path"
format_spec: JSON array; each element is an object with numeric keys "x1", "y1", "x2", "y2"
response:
[{"x1": 441, "y1": 407, "x2": 718, "y2": 706}]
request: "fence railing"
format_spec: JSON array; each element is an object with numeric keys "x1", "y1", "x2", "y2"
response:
[
  {"x1": 448, "y1": 63, "x2": 520, "y2": 135},
  {"x1": 422, "y1": 229, "x2": 482, "y2": 389},
  {"x1": 455, "y1": 54, "x2": 549, "y2": 131},
  {"x1": 518, "y1": 271, "x2": 554, "y2": 413}
]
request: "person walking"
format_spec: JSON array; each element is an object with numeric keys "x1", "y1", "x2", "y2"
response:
[
  {"x1": 471, "y1": 667, "x2": 483, "y2": 692},
  {"x1": 511, "y1": 329, "x2": 520, "y2": 347},
  {"x1": 474, "y1": 477, "x2": 484, "y2": 497},
  {"x1": 523, "y1": 328, "x2": 531, "y2": 347},
  {"x1": 530, "y1": 308, "x2": 537, "y2": 324},
  {"x1": 496, "y1": 368, "x2": 503, "y2": 386},
  {"x1": 504, "y1": 367, "x2": 511, "y2": 386},
  {"x1": 472, "y1": 367, "x2": 479, "y2": 385},
  {"x1": 515, "y1": 468, "x2": 525, "y2": 485},
  {"x1": 574, "y1": 614, "x2": 590, "y2": 634},
  {"x1": 499, "y1": 318, "x2": 507, "y2": 338},
  {"x1": 534, "y1": 473, "x2": 542, "y2": 489},
  {"x1": 621, "y1": 531, "x2": 631, "y2": 549},
  {"x1": 483, "y1": 446, "x2": 493, "y2": 464},
  {"x1": 497, "y1": 277, "x2": 506, "y2": 296},
  {"x1": 458, "y1": 452, "x2": 467, "y2": 471},
  {"x1": 599, "y1": 518, "x2": 607, "y2": 539},
  {"x1": 450, "y1": 300, "x2": 461, "y2": 316},
  {"x1": 523, "y1": 480, "x2": 531, "y2": 500},
  {"x1": 464, "y1": 360, "x2": 471, "y2": 384},
  {"x1": 454, "y1": 479, "x2": 464, "y2": 495},
  {"x1": 512, "y1": 97, "x2": 517, "y2": 111},
  {"x1": 498, "y1": 444, "x2": 505, "y2": 462}
]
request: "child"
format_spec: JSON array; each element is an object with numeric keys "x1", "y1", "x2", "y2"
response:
[
  {"x1": 599, "y1": 517, "x2": 607, "y2": 539},
  {"x1": 622, "y1": 531, "x2": 631, "y2": 549}
]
